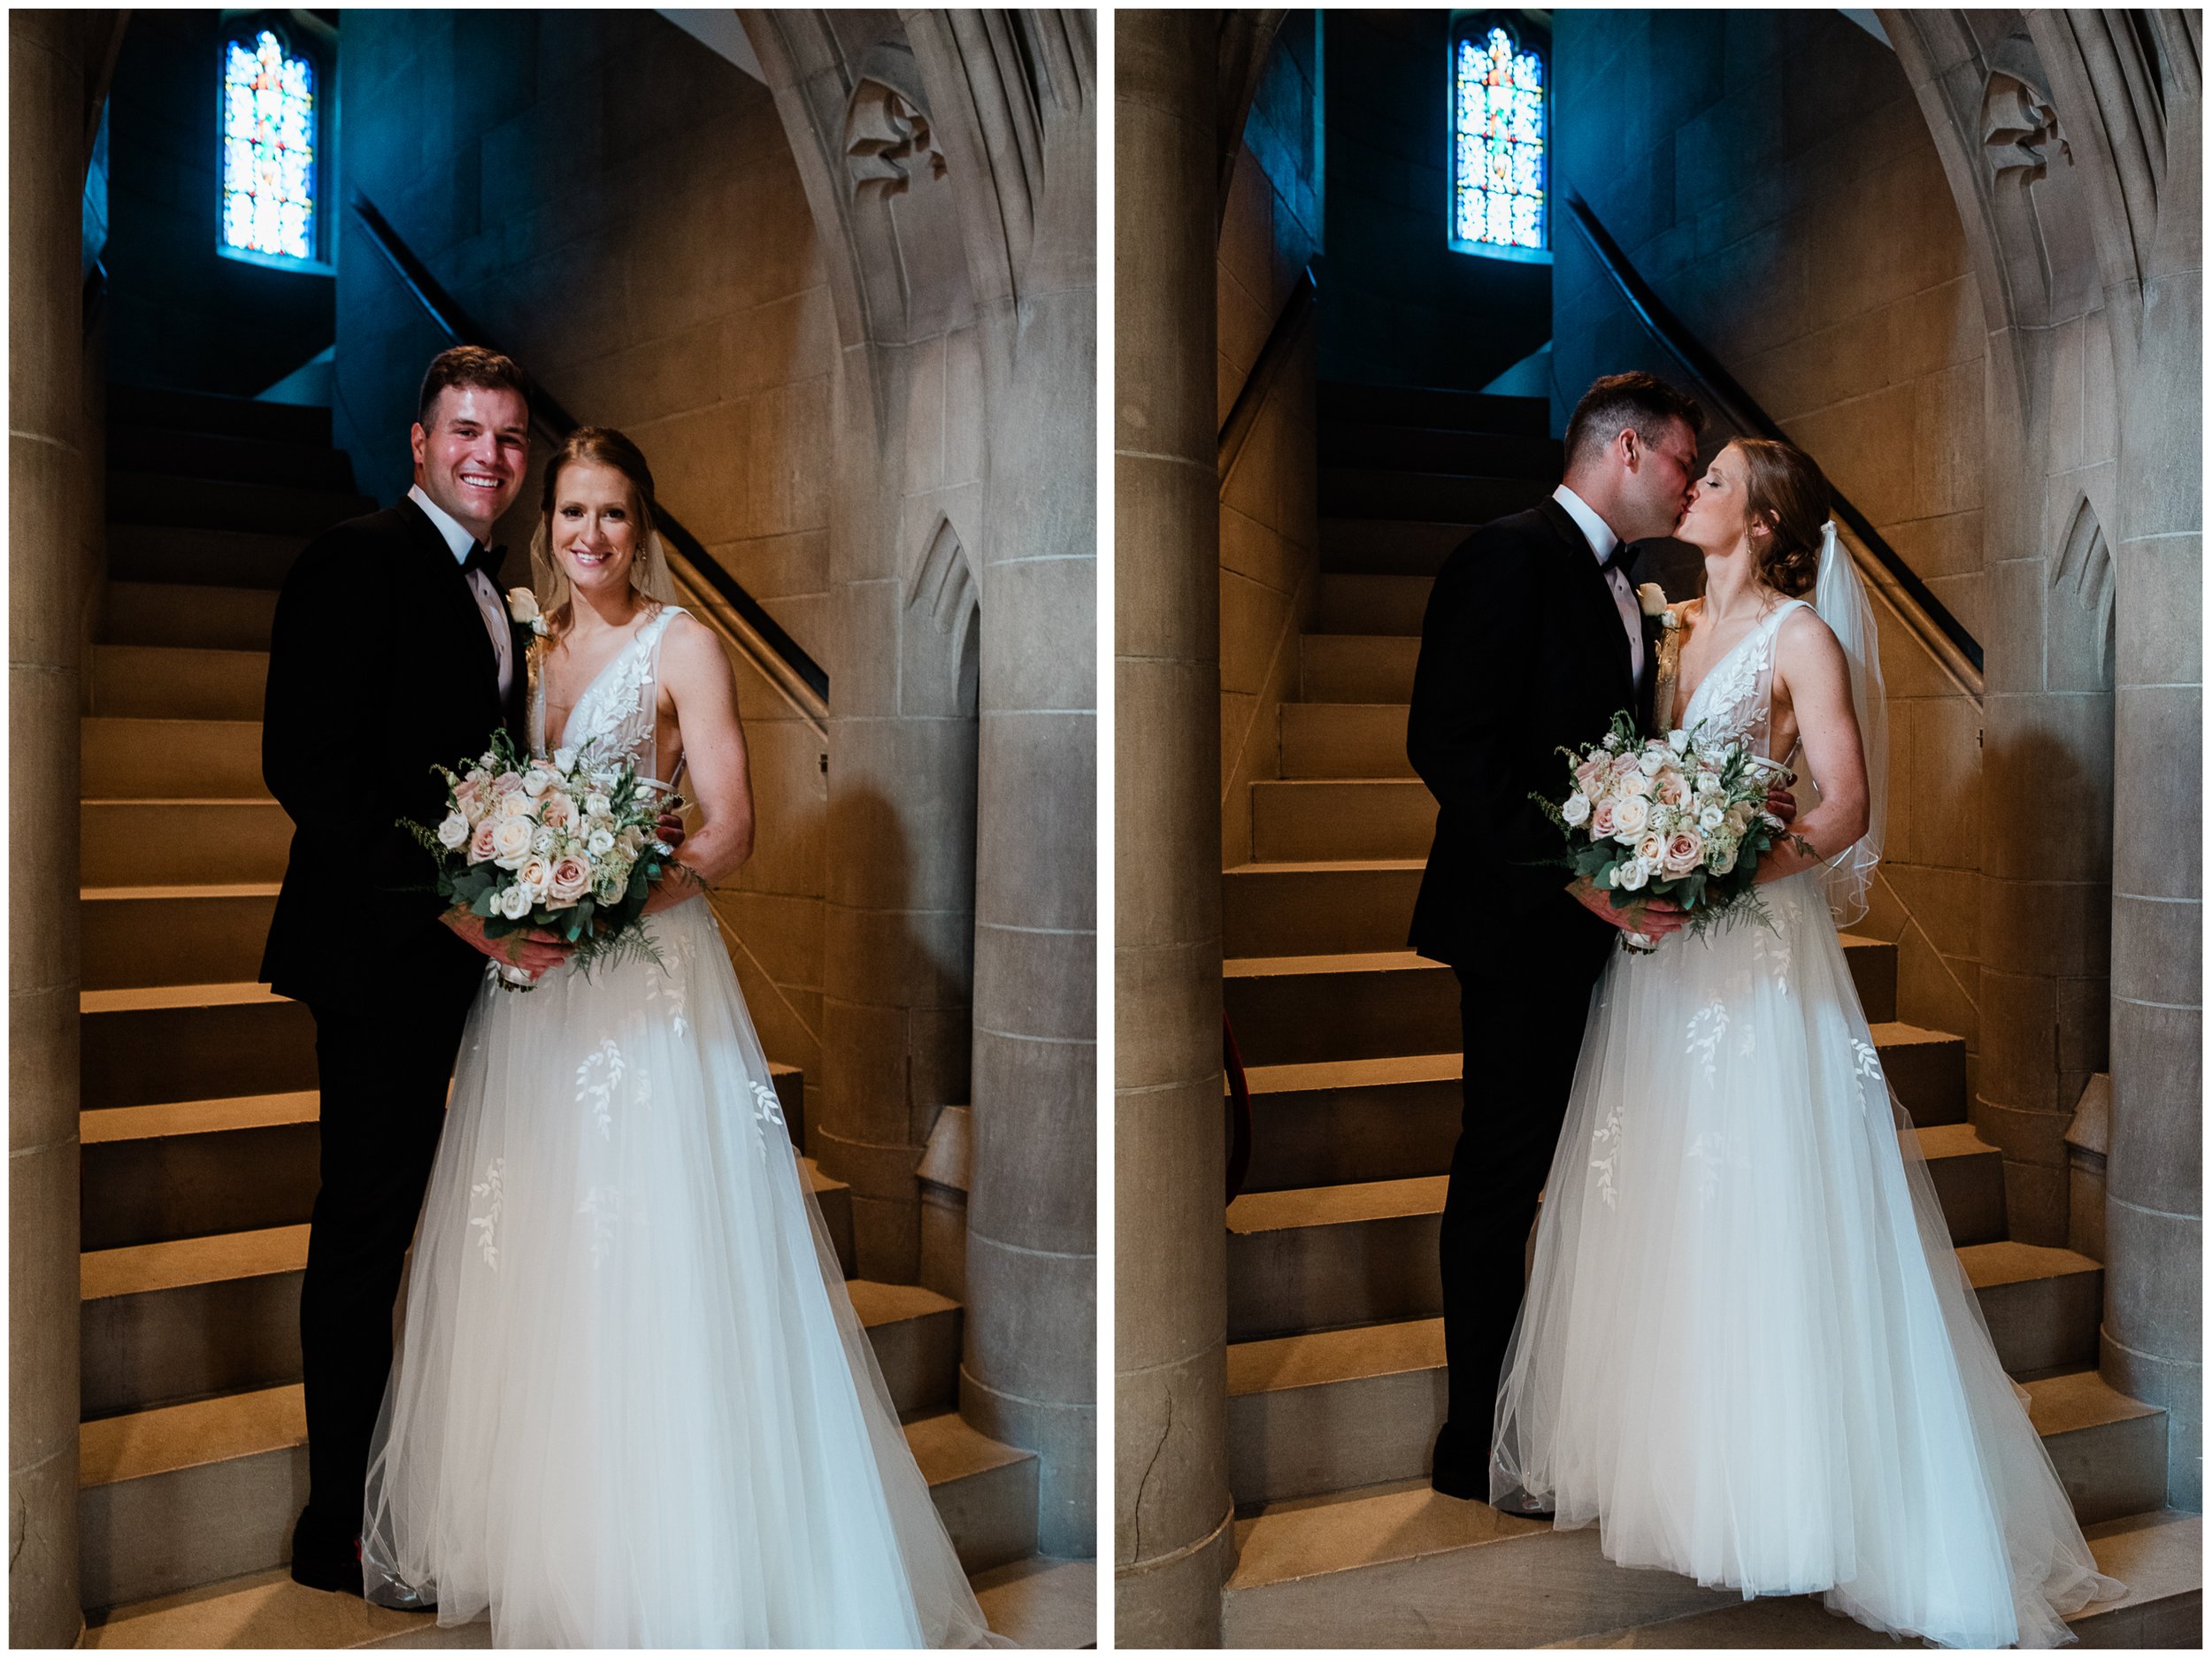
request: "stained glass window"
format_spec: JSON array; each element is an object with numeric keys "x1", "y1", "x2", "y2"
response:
[
  {"x1": 1451, "y1": 21, "x2": 1547, "y2": 259},
  {"x1": 220, "y1": 28, "x2": 317, "y2": 265}
]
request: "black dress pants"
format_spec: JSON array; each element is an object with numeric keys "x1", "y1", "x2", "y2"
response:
[
  {"x1": 1431, "y1": 963, "x2": 1601, "y2": 1486},
  {"x1": 295, "y1": 987, "x2": 472, "y2": 1553}
]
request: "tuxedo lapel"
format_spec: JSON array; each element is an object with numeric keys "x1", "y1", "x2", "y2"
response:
[{"x1": 1537, "y1": 498, "x2": 1638, "y2": 713}]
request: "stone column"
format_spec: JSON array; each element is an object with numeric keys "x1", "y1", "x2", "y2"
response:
[
  {"x1": 11, "y1": 9, "x2": 88, "y2": 1646},
  {"x1": 1114, "y1": 11, "x2": 1230, "y2": 1646},
  {"x1": 965, "y1": 47, "x2": 1100, "y2": 1560},
  {"x1": 2103, "y1": 66, "x2": 2202, "y2": 1510}
]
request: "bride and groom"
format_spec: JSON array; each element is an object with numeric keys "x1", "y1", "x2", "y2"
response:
[
  {"x1": 260, "y1": 347, "x2": 996, "y2": 1646},
  {"x1": 1407, "y1": 372, "x2": 2121, "y2": 1646}
]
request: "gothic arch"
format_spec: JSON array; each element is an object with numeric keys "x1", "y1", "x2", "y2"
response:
[
  {"x1": 2052, "y1": 493, "x2": 2117, "y2": 685},
  {"x1": 910, "y1": 511, "x2": 980, "y2": 715}
]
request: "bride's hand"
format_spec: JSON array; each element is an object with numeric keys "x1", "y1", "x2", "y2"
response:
[
  {"x1": 1568, "y1": 876, "x2": 1686, "y2": 938},
  {"x1": 640, "y1": 862, "x2": 707, "y2": 916},
  {"x1": 442, "y1": 905, "x2": 572, "y2": 978}
]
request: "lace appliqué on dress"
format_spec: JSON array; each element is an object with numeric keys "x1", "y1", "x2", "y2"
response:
[
  {"x1": 1591, "y1": 1103, "x2": 1624, "y2": 1209},
  {"x1": 750, "y1": 1078, "x2": 787, "y2": 1163},
  {"x1": 1686, "y1": 1001, "x2": 1731, "y2": 1079},
  {"x1": 470, "y1": 1159, "x2": 505, "y2": 1270}
]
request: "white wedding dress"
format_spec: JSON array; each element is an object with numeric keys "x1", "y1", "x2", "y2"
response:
[
  {"x1": 361, "y1": 605, "x2": 998, "y2": 1648},
  {"x1": 1492, "y1": 596, "x2": 2123, "y2": 1648}
]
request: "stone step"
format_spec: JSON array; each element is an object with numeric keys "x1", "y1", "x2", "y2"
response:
[
  {"x1": 80, "y1": 1221, "x2": 953, "y2": 1421},
  {"x1": 1916, "y1": 1120, "x2": 2006, "y2": 1247},
  {"x1": 81, "y1": 883, "x2": 279, "y2": 992},
  {"x1": 107, "y1": 472, "x2": 374, "y2": 537},
  {"x1": 1841, "y1": 933, "x2": 1898, "y2": 1023},
  {"x1": 1301, "y1": 633, "x2": 1418, "y2": 702},
  {"x1": 1223, "y1": 1478, "x2": 2191, "y2": 1649},
  {"x1": 1279, "y1": 702, "x2": 1413, "y2": 779},
  {"x1": 1237, "y1": 1052, "x2": 1463, "y2": 1194},
  {"x1": 81, "y1": 981, "x2": 315, "y2": 1110},
  {"x1": 1320, "y1": 421, "x2": 1562, "y2": 481},
  {"x1": 1320, "y1": 517, "x2": 1475, "y2": 578},
  {"x1": 1545, "y1": 1508, "x2": 2200, "y2": 1648},
  {"x1": 80, "y1": 1066, "x2": 810, "y2": 1248},
  {"x1": 1310, "y1": 573, "x2": 1433, "y2": 638},
  {"x1": 107, "y1": 526, "x2": 303, "y2": 591},
  {"x1": 104, "y1": 581, "x2": 280, "y2": 651},
  {"x1": 1321, "y1": 467, "x2": 1549, "y2": 525},
  {"x1": 1249, "y1": 777, "x2": 1433, "y2": 862},
  {"x1": 1224, "y1": 948, "x2": 1951, "y2": 1111},
  {"x1": 1225, "y1": 1178, "x2": 2096, "y2": 1361},
  {"x1": 1318, "y1": 381, "x2": 1550, "y2": 437},
  {"x1": 109, "y1": 426, "x2": 357, "y2": 493},
  {"x1": 79, "y1": 1386, "x2": 1035, "y2": 1611},
  {"x1": 1223, "y1": 859, "x2": 1425, "y2": 960},
  {"x1": 1226, "y1": 1304, "x2": 2160, "y2": 1516},
  {"x1": 109, "y1": 383, "x2": 334, "y2": 447},
  {"x1": 82, "y1": 1553, "x2": 1098, "y2": 1648},
  {"x1": 83, "y1": 718, "x2": 265, "y2": 798},
  {"x1": 88, "y1": 642, "x2": 271, "y2": 718},
  {"x1": 81, "y1": 799, "x2": 292, "y2": 887}
]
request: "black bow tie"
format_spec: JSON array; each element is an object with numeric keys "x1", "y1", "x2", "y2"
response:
[
  {"x1": 462, "y1": 541, "x2": 504, "y2": 581},
  {"x1": 1598, "y1": 539, "x2": 1634, "y2": 576}
]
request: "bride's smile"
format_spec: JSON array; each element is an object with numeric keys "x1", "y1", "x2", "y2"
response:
[{"x1": 550, "y1": 460, "x2": 642, "y2": 600}]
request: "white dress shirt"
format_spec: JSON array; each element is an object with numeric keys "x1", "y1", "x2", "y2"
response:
[
  {"x1": 1553, "y1": 483, "x2": 1645, "y2": 686},
  {"x1": 410, "y1": 483, "x2": 515, "y2": 702}
]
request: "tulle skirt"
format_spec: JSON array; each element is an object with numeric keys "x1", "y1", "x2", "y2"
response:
[
  {"x1": 362, "y1": 894, "x2": 996, "y2": 1648},
  {"x1": 1493, "y1": 874, "x2": 2123, "y2": 1648}
]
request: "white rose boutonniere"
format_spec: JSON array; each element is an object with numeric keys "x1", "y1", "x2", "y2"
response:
[
  {"x1": 1636, "y1": 582, "x2": 1673, "y2": 623},
  {"x1": 507, "y1": 587, "x2": 549, "y2": 639}
]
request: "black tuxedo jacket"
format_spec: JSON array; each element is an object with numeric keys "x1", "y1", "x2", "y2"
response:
[
  {"x1": 1405, "y1": 498, "x2": 1660, "y2": 985},
  {"x1": 260, "y1": 498, "x2": 528, "y2": 1008}
]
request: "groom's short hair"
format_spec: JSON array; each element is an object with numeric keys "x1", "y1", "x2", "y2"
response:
[
  {"x1": 417, "y1": 346, "x2": 531, "y2": 429},
  {"x1": 1564, "y1": 372, "x2": 1705, "y2": 468}
]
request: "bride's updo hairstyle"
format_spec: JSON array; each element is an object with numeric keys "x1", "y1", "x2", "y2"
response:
[
  {"x1": 1731, "y1": 437, "x2": 1831, "y2": 598},
  {"x1": 529, "y1": 426, "x2": 679, "y2": 624}
]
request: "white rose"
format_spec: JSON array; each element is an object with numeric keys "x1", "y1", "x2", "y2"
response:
[
  {"x1": 1637, "y1": 833, "x2": 1666, "y2": 867},
  {"x1": 1699, "y1": 803, "x2": 1725, "y2": 832},
  {"x1": 553, "y1": 747, "x2": 579, "y2": 776},
  {"x1": 517, "y1": 855, "x2": 553, "y2": 894},
  {"x1": 1612, "y1": 794, "x2": 1649, "y2": 839},
  {"x1": 506, "y1": 587, "x2": 541, "y2": 626},
  {"x1": 497, "y1": 790, "x2": 533, "y2": 819},
  {"x1": 1638, "y1": 747, "x2": 1666, "y2": 776},
  {"x1": 1636, "y1": 582, "x2": 1669, "y2": 618},
  {"x1": 435, "y1": 811, "x2": 470, "y2": 849},
  {"x1": 1623, "y1": 771, "x2": 1654, "y2": 799},
  {"x1": 490, "y1": 815, "x2": 534, "y2": 868},
  {"x1": 1668, "y1": 727, "x2": 1692, "y2": 755},
  {"x1": 1616, "y1": 857, "x2": 1651, "y2": 892},
  {"x1": 497, "y1": 880, "x2": 534, "y2": 920},
  {"x1": 585, "y1": 792, "x2": 612, "y2": 820},
  {"x1": 588, "y1": 828, "x2": 617, "y2": 856}
]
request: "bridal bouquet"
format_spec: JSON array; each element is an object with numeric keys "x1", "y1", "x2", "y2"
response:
[
  {"x1": 401, "y1": 730, "x2": 686, "y2": 988},
  {"x1": 1534, "y1": 710, "x2": 1803, "y2": 953}
]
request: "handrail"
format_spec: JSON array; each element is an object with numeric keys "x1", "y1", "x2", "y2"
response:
[
  {"x1": 348, "y1": 191, "x2": 829, "y2": 721},
  {"x1": 1219, "y1": 265, "x2": 1318, "y2": 480},
  {"x1": 1563, "y1": 193, "x2": 1984, "y2": 684}
]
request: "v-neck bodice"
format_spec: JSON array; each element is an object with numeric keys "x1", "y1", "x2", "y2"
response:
[
  {"x1": 1671, "y1": 598, "x2": 1807, "y2": 760},
  {"x1": 530, "y1": 605, "x2": 687, "y2": 785}
]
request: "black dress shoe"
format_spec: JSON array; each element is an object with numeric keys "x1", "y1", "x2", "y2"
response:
[
  {"x1": 288, "y1": 1515, "x2": 365, "y2": 1599},
  {"x1": 1429, "y1": 1419, "x2": 1486, "y2": 1501}
]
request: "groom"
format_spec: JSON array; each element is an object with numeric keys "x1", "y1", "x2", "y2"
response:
[
  {"x1": 1408, "y1": 371, "x2": 1707, "y2": 1504},
  {"x1": 261, "y1": 345, "x2": 571, "y2": 1594}
]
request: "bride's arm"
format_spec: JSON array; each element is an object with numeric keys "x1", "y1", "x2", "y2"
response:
[
  {"x1": 1755, "y1": 610, "x2": 1869, "y2": 884},
  {"x1": 643, "y1": 617, "x2": 756, "y2": 910}
]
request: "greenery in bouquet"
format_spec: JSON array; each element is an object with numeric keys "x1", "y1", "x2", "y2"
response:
[
  {"x1": 401, "y1": 728, "x2": 690, "y2": 981},
  {"x1": 1532, "y1": 710, "x2": 1811, "y2": 944}
]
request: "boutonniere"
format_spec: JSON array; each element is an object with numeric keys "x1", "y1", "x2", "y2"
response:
[
  {"x1": 1636, "y1": 582, "x2": 1676, "y2": 626},
  {"x1": 506, "y1": 587, "x2": 549, "y2": 640}
]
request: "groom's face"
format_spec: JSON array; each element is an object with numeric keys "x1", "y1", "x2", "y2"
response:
[
  {"x1": 1621, "y1": 418, "x2": 1701, "y2": 543},
  {"x1": 411, "y1": 385, "x2": 530, "y2": 539}
]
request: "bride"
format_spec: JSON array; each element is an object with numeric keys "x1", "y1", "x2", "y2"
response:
[
  {"x1": 1491, "y1": 437, "x2": 2124, "y2": 1647},
  {"x1": 360, "y1": 427, "x2": 998, "y2": 1647}
]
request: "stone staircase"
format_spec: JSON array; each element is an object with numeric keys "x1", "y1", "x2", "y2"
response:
[
  {"x1": 1214, "y1": 382, "x2": 2200, "y2": 1648},
  {"x1": 75, "y1": 385, "x2": 1091, "y2": 1649}
]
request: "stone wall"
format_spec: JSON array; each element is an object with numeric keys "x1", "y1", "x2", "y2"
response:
[
  {"x1": 1318, "y1": 10, "x2": 1550, "y2": 394},
  {"x1": 332, "y1": 9, "x2": 834, "y2": 1083},
  {"x1": 1218, "y1": 15, "x2": 1321, "y2": 867},
  {"x1": 104, "y1": 10, "x2": 335, "y2": 397},
  {"x1": 1553, "y1": 8, "x2": 1991, "y2": 1087}
]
